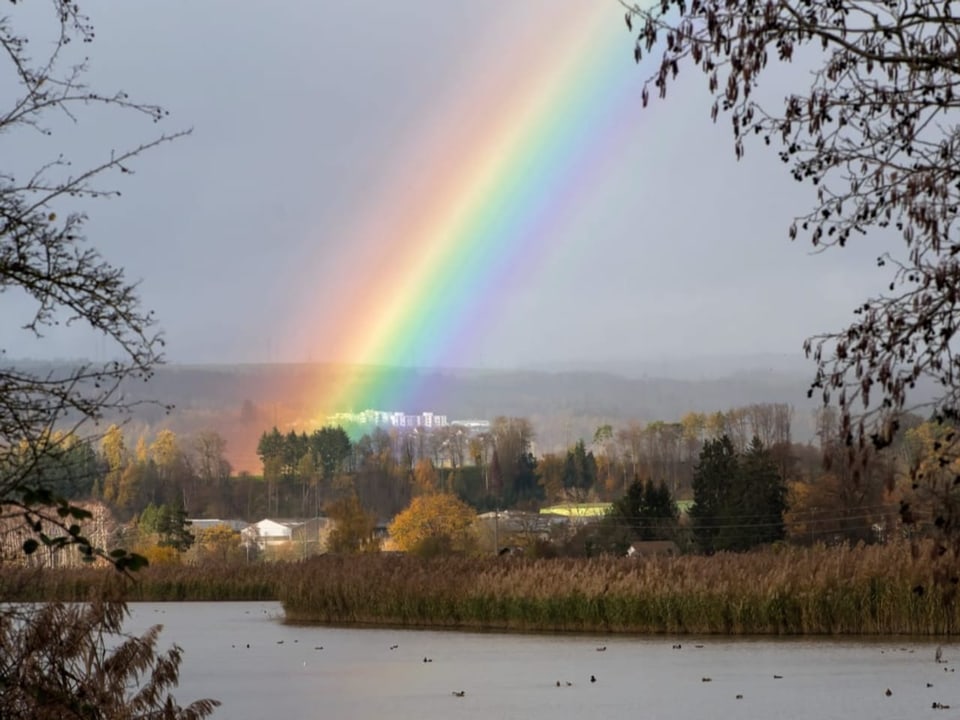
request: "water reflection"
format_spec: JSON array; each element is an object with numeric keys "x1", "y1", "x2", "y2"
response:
[{"x1": 127, "y1": 602, "x2": 955, "y2": 720}]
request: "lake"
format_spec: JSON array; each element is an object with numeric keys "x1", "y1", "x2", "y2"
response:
[{"x1": 127, "y1": 601, "x2": 956, "y2": 720}]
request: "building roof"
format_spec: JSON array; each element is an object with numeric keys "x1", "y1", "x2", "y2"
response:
[
  {"x1": 187, "y1": 518, "x2": 248, "y2": 532},
  {"x1": 539, "y1": 503, "x2": 612, "y2": 518}
]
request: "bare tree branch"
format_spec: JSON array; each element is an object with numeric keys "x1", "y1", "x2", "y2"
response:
[
  {"x1": 624, "y1": 0, "x2": 960, "y2": 441},
  {"x1": 624, "y1": 0, "x2": 960, "y2": 589},
  {"x1": 0, "y1": 0, "x2": 186, "y2": 566}
]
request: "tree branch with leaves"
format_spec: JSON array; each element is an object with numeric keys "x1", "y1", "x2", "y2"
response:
[
  {"x1": 0, "y1": 2, "x2": 212, "y2": 717},
  {"x1": 0, "y1": 0, "x2": 188, "y2": 567},
  {"x1": 624, "y1": 0, "x2": 960, "y2": 591},
  {"x1": 625, "y1": 0, "x2": 960, "y2": 444}
]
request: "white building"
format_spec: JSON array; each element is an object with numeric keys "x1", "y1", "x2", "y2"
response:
[
  {"x1": 326, "y1": 409, "x2": 452, "y2": 430},
  {"x1": 241, "y1": 517, "x2": 331, "y2": 554},
  {"x1": 452, "y1": 419, "x2": 490, "y2": 432}
]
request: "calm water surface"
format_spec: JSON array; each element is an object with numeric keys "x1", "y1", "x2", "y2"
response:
[{"x1": 127, "y1": 602, "x2": 957, "y2": 720}]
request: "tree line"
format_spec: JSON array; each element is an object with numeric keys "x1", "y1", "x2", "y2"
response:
[{"x1": 18, "y1": 401, "x2": 947, "y2": 560}]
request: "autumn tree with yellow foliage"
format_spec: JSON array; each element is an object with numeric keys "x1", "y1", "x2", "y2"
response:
[
  {"x1": 900, "y1": 421, "x2": 960, "y2": 533},
  {"x1": 388, "y1": 493, "x2": 477, "y2": 556},
  {"x1": 326, "y1": 494, "x2": 380, "y2": 554},
  {"x1": 412, "y1": 458, "x2": 440, "y2": 496},
  {"x1": 193, "y1": 523, "x2": 245, "y2": 565}
]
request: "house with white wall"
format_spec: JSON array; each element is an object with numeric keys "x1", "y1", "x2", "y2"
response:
[{"x1": 241, "y1": 517, "x2": 331, "y2": 557}]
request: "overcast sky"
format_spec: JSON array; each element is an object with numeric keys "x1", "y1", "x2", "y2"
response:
[{"x1": 2, "y1": 1, "x2": 901, "y2": 373}]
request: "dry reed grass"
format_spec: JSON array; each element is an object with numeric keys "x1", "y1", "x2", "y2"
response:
[
  {"x1": 280, "y1": 542, "x2": 956, "y2": 635},
  {"x1": 1, "y1": 542, "x2": 954, "y2": 635},
  {"x1": 0, "y1": 562, "x2": 281, "y2": 602}
]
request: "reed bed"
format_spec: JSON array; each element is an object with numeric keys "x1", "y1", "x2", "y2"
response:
[
  {"x1": 2, "y1": 543, "x2": 956, "y2": 634},
  {"x1": 0, "y1": 563, "x2": 282, "y2": 602},
  {"x1": 279, "y1": 542, "x2": 959, "y2": 635}
]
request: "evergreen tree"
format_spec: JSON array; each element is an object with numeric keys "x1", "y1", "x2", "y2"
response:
[
  {"x1": 610, "y1": 478, "x2": 679, "y2": 542},
  {"x1": 17, "y1": 433, "x2": 102, "y2": 501},
  {"x1": 690, "y1": 435, "x2": 786, "y2": 553},
  {"x1": 283, "y1": 430, "x2": 306, "y2": 477},
  {"x1": 690, "y1": 435, "x2": 739, "y2": 554},
  {"x1": 154, "y1": 504, "x2": 194, "y2": 553},
  {"x1": 563, "y1": 440, "x2": 597, "y2": 499},
  {"x1": 642, "y1": 480, "x2": 680, "y2": 541},
  {"x1": 139, "y1": 501, "x2": 188, "y2": 549},
  {"x1": 611, "y1": 478, "x2": 646, "y2": 538},
  {"x1": 311, "y1": 426, "x2": 353, "y2": 481},
  {"x1": 505, "y1": 451, "x2": 541, "y2": 507},
  {"x1": 256, "y1": 427, "x2": 284, "y2": 468},
  {"x1": 738, "y1": 437, "x2": 787, "y2": 547}
]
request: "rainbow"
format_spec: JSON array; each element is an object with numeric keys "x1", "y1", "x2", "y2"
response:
[{"x1": 300, "y1": 3, "x2": 650, "y2": 419}]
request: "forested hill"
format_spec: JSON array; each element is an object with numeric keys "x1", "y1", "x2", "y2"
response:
[
  {"x1": 135, "y1": 362, "x2": 818, "y2": 423},
  {"x1": 18, "y1": 360, "x2": 822, "y2": 472}
]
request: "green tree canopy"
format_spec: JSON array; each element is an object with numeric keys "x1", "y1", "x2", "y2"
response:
[
  {"x1": 563, "y1": 440, "x2": 597, "y2": 499},
  {"x1": 311, "y1": 426, "x2": 353, "y2": 480},
  {"x1": 690, "y1": 435, "x2": 786, "y2": 553},
  {"x1": 140, "y1": 503, "x2": 194, "y2": 553},
  {"x1": 257, "y1": 427, "x2": 285, "y2": 468},
  {"x1": 739, "y1": 437, "x2": 788, "y2": 548},
  {"x1": 610, "y1": 478, "x2": 679, "y2": 542},
  {"x1": 690, "y1": 435, "x2": 739, "y2": 554}
]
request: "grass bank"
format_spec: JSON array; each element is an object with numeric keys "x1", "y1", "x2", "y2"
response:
[{"x1": 279, "y1": 542, "x2": 958, "y2": 635}]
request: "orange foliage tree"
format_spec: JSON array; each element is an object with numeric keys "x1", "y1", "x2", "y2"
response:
[{"x1": 388, "y1": 493, "x2": 477, "y2": 556}]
